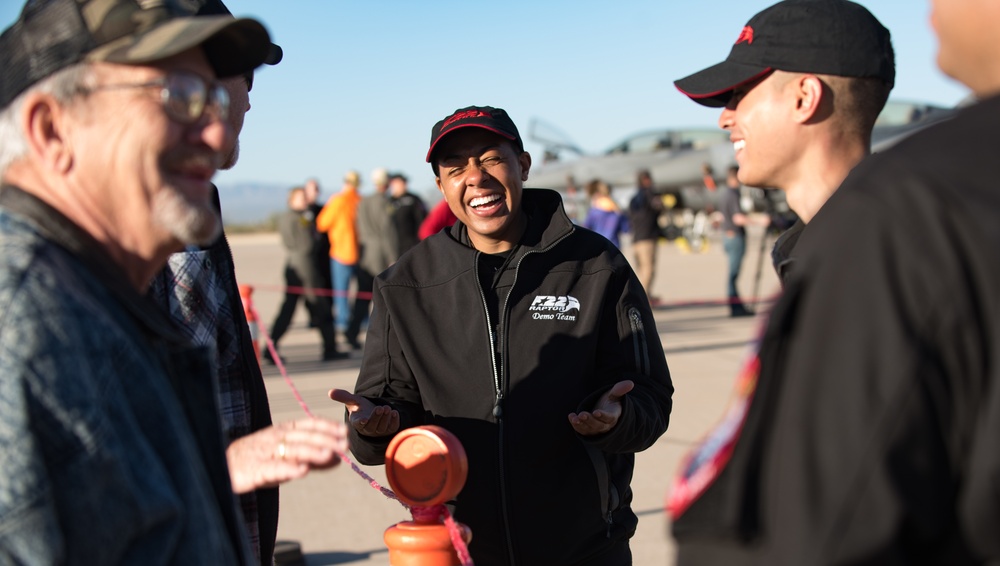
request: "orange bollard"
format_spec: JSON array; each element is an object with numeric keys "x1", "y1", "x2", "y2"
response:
[
  {"x1": 238, "y1": 284, "x2": 261, "y2": 361},
  {"x1": 383, "y1": 426, "x2": 473, "y2": 566}
]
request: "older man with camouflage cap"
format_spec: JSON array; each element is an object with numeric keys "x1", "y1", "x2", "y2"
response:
[{"x1": 0, "y1": 0, "x2": 274, "y2": 562}]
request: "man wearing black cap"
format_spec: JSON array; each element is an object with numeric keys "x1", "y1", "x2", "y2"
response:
[
  {"x1": 145, "y1": 2, "x2": 347, "y2": 563},
  {"x1": 668, "y1": 1, "x2": 1000, "y2": 564},
  {"x1": 330, "y1": 106, "x2": 673, "y2": 565},
  {"x1": 675, "y1": 0, "x2": 894, "y2": 283},
  {"x1": 0, "y1": 0, "x2": 276, "y2": 562}
]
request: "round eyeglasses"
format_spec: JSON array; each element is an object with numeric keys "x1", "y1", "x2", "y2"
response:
[{"x1": 82, "y1": 71, "x2": 230, "y2": 125}]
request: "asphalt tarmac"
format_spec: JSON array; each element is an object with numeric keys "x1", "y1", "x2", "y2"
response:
[{"x1": 229, "y1": 223, "x2": 780, "y2": 566}]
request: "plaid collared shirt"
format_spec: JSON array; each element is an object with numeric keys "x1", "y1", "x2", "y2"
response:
[{"x1": 149, "y1": 242, "x2": 261, "y2": 560}]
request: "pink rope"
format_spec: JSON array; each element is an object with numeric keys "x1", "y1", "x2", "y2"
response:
[
  {"x1": 251, "y1": 282, "x2": 374, "y2": 300},
  {"x1": 442, "y1": 509, "x2": 474, "y2": 565},
  {"x1": 246, "y1": 280, "x2": 777, "y2": 312},
  {"x1": 248, "y1": 303, "x2": 474, "y2": 566},
  {"x1": 409, "y1": 506, "x2": 473, "y2": 566}
]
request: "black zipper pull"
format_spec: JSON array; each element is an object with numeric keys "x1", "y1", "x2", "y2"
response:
[{"x1": 493, "y1": 396, "x2": 503, "y2": 419}]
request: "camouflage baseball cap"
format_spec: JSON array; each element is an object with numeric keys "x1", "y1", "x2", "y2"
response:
[
  {"x1": 0, "y1": 0, "x2": 273, "y2": 110},
  {"x1": 196, "y1": 0, "x2": 282, "y2": 65}
]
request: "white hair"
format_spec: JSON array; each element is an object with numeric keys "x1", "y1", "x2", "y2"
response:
[{"x1": 0, "y1": 64, "x2": 93, "y2": 178}]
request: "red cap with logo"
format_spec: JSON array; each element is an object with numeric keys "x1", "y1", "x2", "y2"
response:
[
  {"x1": 674, "y1": 0, "x2": 894, "y2": 108},
  {"x1": 426, "y1": 105, "x2": 523, "y2": 163}
]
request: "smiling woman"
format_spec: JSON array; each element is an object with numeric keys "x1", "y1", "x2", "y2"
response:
[
  {"x1": 330, "y1": 103, "x2": 674, "y2": 566},
  {"x1": 427, "y1": 107, "x2": 532, "y2": 254},
  {"x1": 433, "y1": 129, "x2": 530, "y2": 254}
]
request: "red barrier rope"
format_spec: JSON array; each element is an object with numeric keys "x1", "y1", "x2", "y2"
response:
[
  {"x1": 249, "y1": 304, "x2": 474, "y2": 566},
  {"x1": 247, "y1": 280, "x2": 777, "y2": 312},
  {"x1": 252, "y1": 283, "x2": 374, "y2": 300}
]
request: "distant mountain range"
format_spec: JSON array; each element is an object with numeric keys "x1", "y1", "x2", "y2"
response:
[
  {"x1": 216, "y1": 182, "x2": 288, "y2": 225},
  {"x1": 216, "y1": 181, "x2": 445, "y2": 227}
]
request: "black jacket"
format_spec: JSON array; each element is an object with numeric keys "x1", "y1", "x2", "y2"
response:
[
  {"x1": 627, "y1": 188, "x2": 663, "y2": 242},
  {"x1": 390, "y1": 192, "x2": 428, "y2": 255},
  {"x1": 674, "y1": 94, "x2": 1000, "y2": 565},
  {"x1": 770, "y1": 218, "x2": 804, "y2": 285},
  {"x1": 350, "y1": 189, "x2": 673, "y2": 565}
]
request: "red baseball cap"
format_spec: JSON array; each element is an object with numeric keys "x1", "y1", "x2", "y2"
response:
[{"x1": 426, "y1": 105, "x2": 523, "y2": 163}]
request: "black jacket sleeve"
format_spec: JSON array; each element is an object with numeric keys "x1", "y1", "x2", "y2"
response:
[
  {"x1": 579, "y1": 258, "x2": 673, "y2": 454},
  {"x1": 347, "y1": 276, "x2": 426, "y2": 465}
]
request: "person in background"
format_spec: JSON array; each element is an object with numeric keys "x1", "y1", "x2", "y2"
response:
[
  {"x1": 627, "y1": 169, "x2": 664, "y2": 304},
  {"x1": 330, "y1": 105, "x2": 673, "y2": 565},
  {"x1": 147, "y1": 2, "x2": 349, "y2": 561},
  {"x1": 317, "y1": 170, "x2": 362, "y2": 340},
  {"x1": 0, "y1": 0, "x2": 282, "y2": 561},
  {"x1": 582, "y1": 178, "x2": 629, "y2": 248},
  {"x1": 388, "y1": 172, "x2": 427, "y2": 255},
  {"x1": 718, "y1": 166, "x2": 767, "y2": 317},
  {"x1": 562, "y1": 175, "x2": 583, "y2": 223},
  {"x1": 347, "y1": 167, "x2": 397, "y2": 349},
  {"x1": 418, "y1": 197, "x2": 459, "y2": 240},
  {"x1": 370, "y1": 166, "x2": 390, "y2": 199},
  {"x1": 267, "y1": 187, "x2": 345, "y2": 363},
  {"x1": 303, "y1": 177, "x2": 333, "y2": 322}
]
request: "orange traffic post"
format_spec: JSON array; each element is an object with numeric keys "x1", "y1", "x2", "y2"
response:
[
  {"x1": 383, "y1": 426, "x2": 473, "y2": 566},
  {"x1": 238, "y1": 284, "x2": 261, "y2": 362}
]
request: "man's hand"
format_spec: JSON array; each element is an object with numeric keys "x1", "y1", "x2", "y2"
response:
[
  {"x1": 329, "y1": 388, "x2": 400, "y2": 437},
  {"x1": 568, "y1": 380, "x2": 634, "y2": 436},
  {"x1": 227, "y1": 417, "x2": 348, "y2": 494}
]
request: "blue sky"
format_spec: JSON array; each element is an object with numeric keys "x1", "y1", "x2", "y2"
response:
[{"x1": 1, "y1": 1, "x2": 969, "y2": 196}]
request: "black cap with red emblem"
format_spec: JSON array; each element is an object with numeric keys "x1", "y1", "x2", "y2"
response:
[
  {"x1": 674, "y1": 0, "x2": 894, "y2": 108},
  {"x1": 426, "y1": 105, "x2": 524, "y2": 163}
]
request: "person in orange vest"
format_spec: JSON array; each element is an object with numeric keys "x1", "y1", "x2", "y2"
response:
[{"x1": 317, "y1": 170, "x2": 363, "y2": 338}]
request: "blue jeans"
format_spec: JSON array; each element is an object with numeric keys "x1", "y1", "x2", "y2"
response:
[
  {"x1": 330, "y1": 260, "x2": 356, "y2": 332},
  {"x1": 723, "y1": 232, "x2": 746, "y2": 308}
]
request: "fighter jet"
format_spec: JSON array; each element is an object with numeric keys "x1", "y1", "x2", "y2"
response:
[
  {"x1": 527, "y1": 99, "x2": 958, "y2": 212},
  {"x1": 871, "y1": 99, "x2": 959, "y2": 152},
  {"x1": 527, "y1": 121, "x2": 734, "y2": 210}
]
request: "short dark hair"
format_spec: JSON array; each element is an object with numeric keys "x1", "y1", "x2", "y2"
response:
[
  {"x1": 389, "y1": 173, "x2": 408, "y2": 184},
  {"x1": 840, "y1": 76, "x2": 893, "y2": 138},
  {"x1": 783, "y1": 72, "x2": 892, "y2": 140}
]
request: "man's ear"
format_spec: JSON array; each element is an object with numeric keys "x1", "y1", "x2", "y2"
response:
[
  {"x1": 794, "y1": 74, "x2": 828, "y2": 125},
  {"x1": 22, "y1": 93, "x2": 73, "y2": 173},
  {"x1": 519, "y1": 151, "x2": 531, "y2": 182}
]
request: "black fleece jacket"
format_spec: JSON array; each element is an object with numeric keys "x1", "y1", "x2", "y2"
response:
[
  {"x1": 349, "y1": 189, "x2": 673, "y2": 566},
  {"x1": 675, "y1": 94, "x2": 1000, "y2": 565}
]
